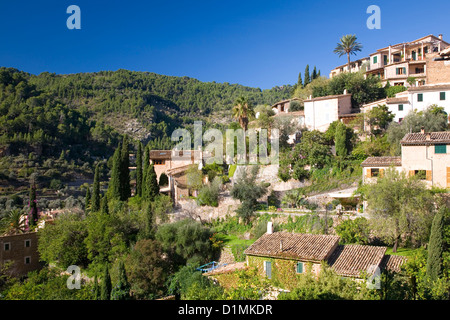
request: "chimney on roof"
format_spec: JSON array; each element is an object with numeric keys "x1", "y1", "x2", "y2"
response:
[
  {"x1": 421, "y1": 126, "x2": 425, "y2": 134},
  {"x1": 267, "y1": 221, "x2": 273, "y2": 234},
  {"x1": 426, "y1": 133, "x2": 431, "y2": 141},
  {"x1": 343, "y1": 89, "x2": 348, "y2": 95},
  {"x1": 280, "y1": 240, "x2": 283, "y2": 251},
  {"x1": 439, "y1": 34, "x2": 443, "y2": 40}
]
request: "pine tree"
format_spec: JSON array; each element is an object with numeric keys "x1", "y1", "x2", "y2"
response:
[
  {"x1": 108, "y1": 143, "x2": 122, "y2": 201},
  {"x1": 304, "y1": 65, "x2": 311, "y2": 86},
  {"x1": 312, "y1": 66, "x2": 318, "y2": 80},
  {"x1": 29, "y1": 183, "x2": 38, "y2": 227},
  {"x1": 100, "y1": 264, "x2": 112, "y2": 300},
  {"x1": 111, "y1": 261, "x2": 131, "y2": 300},
  {"x1": 85, "y1": 187, "x2": 91, "y2": 213},
  {"x1": 426, "y1": 207, "x2": 446, "y2": 281},
  {"x1": 297, "y1": 72, "x2": 303, "y2": 88},
  {"x1": 91, "y1": 164, "x2": 101, "y2": 212},
  {"x1": 120, "y1": 135, "x2": 131, "y2": 201},
  {"x1": 143, "y1": 164, "x2": 159, "y2": 202},
  {"x1": 136, "y1": 141, "x2": 143, "y2": 197}
]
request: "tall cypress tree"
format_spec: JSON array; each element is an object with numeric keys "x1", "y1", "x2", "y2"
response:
[
  {"x1": 312, "y1": 66, "x2": 318, "y2": 80},
  {"x1": 108, "y1": 143, "x2": 122, "y2": 201},
  {"x1": 100, "y1": 194, "x2": 109, "y2": 215},
  {"x1": 335, "y1": 122, "x2": 348, "y2": 158},
  {"x1": 426, "y1": 207, "x2": 446, "y2": 281},
  {"x1": 100, "y1": 264, "x2": 112, "y2": 300},
  {"x1": 91, "y1": 164, "x2": 101, "y2": 212},
  {"x1": 144, "y1": 164, "x2": 159, "y2": 202},
  {"x1": 297, "y1": 72, "x2": 303, "y2": 88},
  {"x1": 93, "y1": 274, "x2": 100, "y2": 300},
  {"x1": 136, "y1": 141, "x2": 143, "y2": 197},
  {"x1": 120, "y1": 136, "x2": 131, "y2": 201},
  {"x1": 304, "y1": 65, "x2": 311, "y2": 86},
  {"x1": 142, "y1": 146, "x2": 150, "y2": 199},
  {"x1": 111, "y1": 261, "x2": 131, "y2": 300}
]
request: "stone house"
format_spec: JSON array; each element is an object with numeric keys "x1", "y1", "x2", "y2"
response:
[
  {"x1": 365, "y1": 34, "x2": 449, "y2": 87},
  {"x1": 361, "y1": 130, "x2": 450, "y2": 189},
  {"x1": 329, "y1": 57, "x2": 370, "y2": 78},
  {"x1": 149, "y1": 149, "x2": 209, "y2": 204},
  {"x1": 303, "y1": 93, "x2": 354, "y2": 132},
  {"x1": 0, "y1": 232, "x2": 41, "y2": 276},
  {"x1": 271, "y1": 98, "x2": 301, "y2": 115},
  {"x1": 242, "y1": 224, "x2": 405, "y2": 289}
]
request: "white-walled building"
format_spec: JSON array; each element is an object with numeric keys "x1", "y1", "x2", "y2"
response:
[
  {"x1": 361, "y1": 83, "x2": 450, "y2": 125},
  {"x1": 303, "y1": 93, "x2": 353, "y2": 132},
  {"x1": 361, "y1": 130, "x2": 450, "y2": 189}
]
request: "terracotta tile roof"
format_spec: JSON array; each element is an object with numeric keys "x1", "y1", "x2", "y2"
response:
[
  {"x1": 203, "y1": 262, "x2": 247, "y2": 276},
  {"x1": 273, "y1": 111, "x2": 305, "y2": 117},
  {"x1": 149, "y1": 150, "x2": 172, "y2": 160},
  {"x1": 407, "y1": 84, "x2": 450, "y2": 92},
  {"x1": 244, "y1": 232, "x2": 340, "y2": 262},
  {"x1": 360, "y1": 156, "x2": 402, "y2": 167},
  {"x1": 304, "y1": 94, "x2": 351, "y2": 103},
  {"x1": 386, "y1": 97, "x2": 409, "y2": 104},
  {"x1": 379, "y1": 255, "x2": 407, "y2": 273},
  {"x1": 400, "y1": 131, "x2": 450, "y2": 145},
  {"x1": 327, "y1": 245, "x2": 387, "y2": 278}
]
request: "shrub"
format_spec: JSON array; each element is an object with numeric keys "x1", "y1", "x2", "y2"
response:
[
  {"x1": 335, "y1": 217, "x2": 370, "y2": 244},
  {"x1": 196, "y1": 177, "x2": 222, "y2": 207}
]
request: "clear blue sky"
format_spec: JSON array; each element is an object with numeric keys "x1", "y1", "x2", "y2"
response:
[{"x1": 1, "y1": 0, "x2": 449, "y2": 89}]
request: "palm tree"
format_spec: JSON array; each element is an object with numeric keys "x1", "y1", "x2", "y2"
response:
[
  {"x1": 232, "y1": 96, "x2": 255, "y2": 131},
  {"x1": 0, "y1": 209, "x2": 27, "y2": 235},
  {"x1": 334, "y1": 34, "x2": 363, "y2": 72}
]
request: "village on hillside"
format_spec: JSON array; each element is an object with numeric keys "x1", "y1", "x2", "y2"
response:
[{"x1": 1, "y1": 32, "x2": 450, "y2": 302}]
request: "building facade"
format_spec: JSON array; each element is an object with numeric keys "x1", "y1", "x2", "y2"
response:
[
  {"x1": 303, "y1": 93, "x2": 353, "y2": 132},
  {"x1": 361, "y1": 131, "x2": 450, "y2": 189},
  {"x1": 366, "y1": 34, "x2": 449, "y2": 87},
  {"x1": 0, "y1": 232, "x2": 40, "y2": 276},
  {"x1": 329, "y1": 57, "x2": 370, "y2": 78}
]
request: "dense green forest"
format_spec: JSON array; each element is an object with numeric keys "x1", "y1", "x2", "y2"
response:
[{"x1": 0, "y1": 66, "x2": 291, "y2": 194}]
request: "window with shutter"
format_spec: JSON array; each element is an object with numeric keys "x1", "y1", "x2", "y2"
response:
[
  {"x1": 447, "y1": 167, "x2": 450, "y2": 188},
  {"x1": 440, "y1": 92, "x2": 446, "y2": 101},
  {"x1": 265, "y1": 261, "x2": 272, "y2": 279},
  {"x1": 435, "y1": 145, "x2": 447, "y2": 154},
  {"x1": 417, "y1": 94, "x2": 423, "y2": 102},
  {"x1": 398, "y1": 104, "x2": 403, "y2": 111},
  {"x1": 296, "y1": 262, "x2": 304, "y2": 274}
]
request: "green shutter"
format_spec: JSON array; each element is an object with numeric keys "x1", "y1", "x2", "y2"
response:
[
  {"x1": 373, "y1": 56, "x2": 377, "y2": 64},
  {"x1": 435, "y1": 144, "x2": 447, "y2": 154},
  {"x1": 398, "y1": 104, "x2": 403, "y2": 111},
  {"x1": 440, "y1": 92, "x2": 446, "y2": 101},
  {"x1": 296, "y1": 262, "x2": 304, "y2": 274},
  {"x1": 265, "y1": 261, "x2": 272, "y2": 279},
  {"x1": 418, "y1": 93, "x2": 423, "y2": 102}
]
